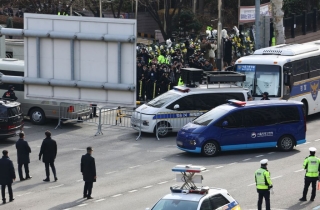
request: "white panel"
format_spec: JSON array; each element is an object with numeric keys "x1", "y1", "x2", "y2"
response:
[
  {"x1": 26, "y1": 18, "x2": 53, "y2": 30},
  {"x1": 27, "y1": 38, "x2": 37, "y2": 78},
  {"x1": 74, "y1": 40, "x2": 81, "y2": 80},
  {"x1": 107, "y1": 23, "x2": 134, "y2": 35},
  {"x1": 40, "y1": 38, "x2": 53, "y2": 78},
  {"x1": 121, "y1": 43, "x2": 135, "y2": 84},
  {"x1": 53, "y1": 20, "x2": 80, "y2": 32},
  {"x1": 26, "y1": 85, "x2": 52, "y2": 97},
  {"x1": 54, "y1": 87, "x2": 79, "y2": 99},
  {"x1": 80, "y1": 22, "x2": 108, "y2": 34},
  {"x1": 107, "y1": 42, "x2": 118, "y2": 83},
  {"x1": 108, "y1": 91, "x2": 134, "y2": 104},
  {"x1": 53, "y1": 39, "x2": 71, "y2": 80},
  {"x1": 80, "y1": 89, "x2": 107, "y2": 101}
]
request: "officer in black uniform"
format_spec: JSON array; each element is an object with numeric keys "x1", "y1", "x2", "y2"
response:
[
  {"x1": 2, "y1": 85, "x2": 18, "y2": 101},
  {"x1": 261, "y1": 92, "x2": 270, "y2": 100}
]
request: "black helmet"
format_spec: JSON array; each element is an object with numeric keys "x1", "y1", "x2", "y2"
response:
[{"x1": 263, "y1": 92, "x2": 268, "y2": 96}]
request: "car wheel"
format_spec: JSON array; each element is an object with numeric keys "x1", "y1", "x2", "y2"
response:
[
  {"x1": 155, "y1": 121, "x2": 170, "y2": 137},
  {"x1": 30, "y1": 108, "x2": 46, "y2": 125},
  {"x1": 278, "y1": 135, "x2": 294, "y2": 151},
  {"x1": 202, "y1": 141, "x2": 219, "y2": 157}
]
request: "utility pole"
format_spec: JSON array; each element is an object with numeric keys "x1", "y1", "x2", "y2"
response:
[
  {"x1": 217, "y1": 0, "x2": 222, "y2": 71},
  {"x1": 193, "y1": 0, "x2": 197, "y2": 14},
  {"x1": 255, "y1": 0, "x2": 261, "y2": 50},
  {"x1": 135, "y1": 0, "x2": 138, "y2": 19}
]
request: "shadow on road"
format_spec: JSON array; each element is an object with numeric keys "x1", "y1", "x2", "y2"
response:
[{"x1": 48, "y1": 198, "x2": 87, "y2": 210}]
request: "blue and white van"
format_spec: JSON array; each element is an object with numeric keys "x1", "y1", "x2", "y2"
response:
[{"x1": 176, "y1": 100, "x2": 307, "y2": 156}]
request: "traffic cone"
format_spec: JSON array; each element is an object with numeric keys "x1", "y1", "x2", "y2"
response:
[{"x1": 317, "y1": 182, "x2": 320, "y2": 190}]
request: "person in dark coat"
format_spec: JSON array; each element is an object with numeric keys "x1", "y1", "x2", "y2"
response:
[
  {"x1": 81, "y1": 147, "x2": 96, "y2": 199},
  {"x1": 2, "y1": 85, "x2": 18, "y2": 101},
  {"x1": 39, "y1": 130, "x2": 58, "y2": 182},
  {"x1": 0, "y1": 150, "x2": 16, "y2": 204},
  {"x1": 15, "y1": 132, "x2": 32, "y2": 181}
]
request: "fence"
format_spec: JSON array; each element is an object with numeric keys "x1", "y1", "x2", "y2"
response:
[{"x1": 283, "y1": 9, "x2": 319, "y2": 39}]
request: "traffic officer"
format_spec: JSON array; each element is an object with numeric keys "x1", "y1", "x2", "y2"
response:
[
  {"x1": 2, "y1": 85, "x2": 18, "y2": 101},
  {"x1": 261, "y1": 92, "x2": 270, "y2": 100},
  {"x1": 299, "y1": 147, "x2": 320, "y2": 202},
  {"x1": 255, "y1": 159, "x2": 272, "y2": 210}
]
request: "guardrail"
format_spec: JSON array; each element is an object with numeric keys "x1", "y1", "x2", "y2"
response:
[{"x1": 155, "y1": 110, "x2": 206, "y2": 140}]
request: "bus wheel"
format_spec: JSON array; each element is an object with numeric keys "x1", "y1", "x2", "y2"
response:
[
  {"x1": 154, "y1": 121, "x2": 170, "y2": 137},
  {"x1": 30, "y1": 108, "x2": 46, "y2": 125},
  {"x1": 202, "y1": 141, "x2": 220, "y2": 157},
  {"x1": 278, "y1": 135, "x2": 294, "y2": 151}
]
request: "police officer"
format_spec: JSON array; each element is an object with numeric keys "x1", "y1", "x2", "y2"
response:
[
  {"x1": 261, "y1": 92, "x2": 270, "y2": 100},
  {"x1": 255, "y1": 159, "x2": 272, "y2": 210},
  {"x1": 299, "y1": 147, "x2": 320, "y2": 202},
  {"x1": 2, "y1": 85, "x2": 18, "y2": 101}
]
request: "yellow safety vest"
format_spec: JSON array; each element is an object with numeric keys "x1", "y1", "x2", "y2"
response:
[
  {"x1": 255, "y1": 168, "x2": 272, "y2": 190},
  {"x1": 177, "y1": 77, "x2": 184, "y2": 86},
  {"x1": 304, "y1": 156, "x2": 320, "y2": 177}
]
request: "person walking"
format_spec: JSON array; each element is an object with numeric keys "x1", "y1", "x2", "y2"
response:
[
  {"x1": 39, "y1": 131, "x2": 58, "y2": 182},
  {"x1": 255, "y1": 159, "x2": 272, "y2": 210},
  {"x1": 81, "y1": 147, "x2": 96, "y2": 199},
  {"x1": 299, "y1": 147, "x2": 320, "y2": 202},
  {"x1": 0, "y1": 150, "x2": 16, "y2": 204},
  {"x1": 15, "y1": 132, "x2": 32, "y2": 181}
]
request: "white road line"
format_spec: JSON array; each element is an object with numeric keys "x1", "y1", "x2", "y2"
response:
[
  {"x1": 73, "y1": 148, "x2": 86, "y2": 151},
  {"x1": 49, "y1": 184, "x2": 64, "y2": 189},
  {"x1": 215, "y1": 166, "x2": 224, "y2": 169},
  {"x1": 143, "y1": 185, "x2": 153, "y2": 189},
  {"x1": 128, "y1": 190, "x2": 138, "y2": 193},
  {"x1": 271, "y1": 175, "x2": 283, "y2": 180},
  {"x1": 23, "y1": 126, "x2": 31, "y2": 129},
  {"x1": 153, "y1": 159, "x2": 164, "y2": 162},
  {"x1": 202, "y1": 170, "x2": 210, "y2": 173},
  {"x1": 315, "y1": 139, "x2": 320, "y2": 142},
  {"x1": 78, "y1": 204, "x2": 87, "y2": 207},
  {"x1": 158, "y1": 181, "x2": 168, "y2": 185},
  {"x1": 17, "y1": 192, "x2": 33, "y2": 197},
  {"x1": 129, "y1": 165, "x2": 141, "y2": 169},
  {"x1": 148, "y1": 150, "x2": 166, "y2": 153},
  {"x1": 268, "y1": 152, "x2": 275, "y2": 154},
  {"x1": 76, "y1": 179, "x2": 82, "y2": 182},
  {"x1": 243, "y1": 158, "x2": 251, "y2": 161},
  {"x1": 256, "y1": 155, "x2": 264, "y2": 157},
  {"x1": 304, "y1": 142, "x2": 311, "y2": 144},
  {"x1": 228, "y1": 162, "x2": 237, "y2": 165},
  {"x1": 95, "y1": 199, "x2": 105, "y2": 202},
  {"x1": 295, "y1": 169, "x2": 304, "y2": 173},
  {"x1": 247, "y1": 183, "x2": 256, "y2": 186},
  {"x1": 111, "y1": 194, "x2": 122, "y2": 198},
  {"x1": 105, "y1": 171, "x2": 118, "y2": 175}
]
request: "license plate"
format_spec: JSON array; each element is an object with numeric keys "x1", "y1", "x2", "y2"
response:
[{"x1": 177, "y1": 141, "x2": 183, "y2": 146}]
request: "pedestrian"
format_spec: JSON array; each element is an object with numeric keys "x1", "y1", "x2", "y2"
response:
[
  {"x1": 81, "y1": 147, "x2": 96, "y2": 199},
  {"x1": 39, "y1": 130, "x2": 58, "y2": 182},
  {"x1": 0, "y1": 150, "x2": 16, "y2": 204},
  {"x1": 255, "y1": 159, "x2": 272, "y2": 210},
  {"x1": 2, "y1": 85, "x2": 18, "y2": 101},
  {"x1": 15, "y1": 132, "x2": 32, "y2": 181},
  {"x1": 261, "y1": 92, "x2": 270, "y2": 100},
  {"x1": 299, "y1": 147, "x2": 320, "y2": 202}
]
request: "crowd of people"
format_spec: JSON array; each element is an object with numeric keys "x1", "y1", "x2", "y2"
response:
[{"x1": 136, "y1": 26, "x2": 256, "y2": 101}]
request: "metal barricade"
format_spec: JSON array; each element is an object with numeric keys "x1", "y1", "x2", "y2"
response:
[{"x1": 155, "y1": 110, "x2": 206, "y2": 140}]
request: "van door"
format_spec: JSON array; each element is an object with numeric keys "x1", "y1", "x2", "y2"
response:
[
  {"x1": 243, "y1": 107, "x2": 279, "y2": 149},
  {"x1": 216, "y1": 111, "x2": 247, "y2": 150}
]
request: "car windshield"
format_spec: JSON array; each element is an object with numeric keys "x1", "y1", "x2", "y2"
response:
[
  {"x1": 235, "y1": 64, "x2": 281, "y2": 97},
  {"x1": 8, "y1": 106, "x2": 22, "y2": 117},
  {"x1": 147, "y1": 92, "x2": 180, "y2": 108},
  {"x1": 193, "y1": 106, "x2": 230, "y2": 126},
  {"x1": 152, "y1": 199, "x2": 198, "y2": 210}
]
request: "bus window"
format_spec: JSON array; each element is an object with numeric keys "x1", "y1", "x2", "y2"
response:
[
  {"x1": 309, "y1": 56, "x2": 320, "y2": 78},
  {"x1": 292, "y1": 60, "x2": 308, "y2": 81}
]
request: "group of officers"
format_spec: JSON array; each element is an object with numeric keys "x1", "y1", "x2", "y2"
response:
[
  {"x1": 255, "y1": 147, "x2": 320, "y2": 210},
  {"x1": 0, "y1": 131, "x2": 97, "y2": 204}
]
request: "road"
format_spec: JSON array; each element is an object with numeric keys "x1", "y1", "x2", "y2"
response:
[{"x1": 0, "y1": 113, "x2": 320, "y2": 210}]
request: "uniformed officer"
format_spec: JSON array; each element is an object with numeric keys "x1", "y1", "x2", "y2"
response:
[
  {"x1": 299, "y1": 147, "x2": 320, "y2": 202},
  {"x1": 255, "y1": 159, "x2": 272, "y2": 210}
]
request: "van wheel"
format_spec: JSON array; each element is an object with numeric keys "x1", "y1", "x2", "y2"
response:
[
  {"x1": 154, "y1": 121, "x2": 170, "y2": 137},
  {"x1": 202, "y1": 141, "x2": 219, "y2": 157},
  {"x1": 278, "y1": 135, "x2": 294, "y2": 151},
  {"x1": 30, "y1": 108, "x2": 46, "y2": 125}
]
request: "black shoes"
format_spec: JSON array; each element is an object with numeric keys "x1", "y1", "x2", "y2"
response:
[
  {"x1": 9, "y1": 198, "x2": 14, "y2": 202},
  {"x1": 83, "y1": 195, "x2": 87, "y2": 198},
  {"x1": 26, "y1": 176, "x2": 32, "y2": 180},
  {"x1": 299, "y1": 197, "x2": 307, "y2": 201},
  {"x1": 54, "y1": 177, "x2": 58, "y2": 182},
  {"x1": 20, "y1": 178, "x2": 25, "y2": 181},
  {"x1": 310, "y1": 199, "x2": 314, "y2": 202},
  {"x1": 43, "y1": 178, "x2": 50, "y2": 182},
  {"x1": 87, "y1": 196, "x2": 93, "y2": 199},
  {"x1": 2, "y1": 200, "x2": 5, "y2": 204}
]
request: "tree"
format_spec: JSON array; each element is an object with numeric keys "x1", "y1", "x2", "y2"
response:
[
  {"x1": 172, "y1": 10, "x2": 202, "y2": 37},
  {"x1": 139, "y1": 0, "x2": 188, "y2": 40}
]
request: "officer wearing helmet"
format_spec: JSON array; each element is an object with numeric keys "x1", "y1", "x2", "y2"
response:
[
  {"x1": 261, "y1": 92, "x2": 270, "y2": 100},
  {"x1": 299, "y1": 147, "x2": 320, "y2": 202},
  {"x1": 255, "y1": 159, "x2": 272, "y2": 210},
  {"x1": 2, "y1": 85, "x2": 18, "y2": 101}
]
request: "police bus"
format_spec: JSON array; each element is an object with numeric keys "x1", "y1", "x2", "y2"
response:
[{"x1": 235, "y1": 40, "x2": 320, "y2": 115}]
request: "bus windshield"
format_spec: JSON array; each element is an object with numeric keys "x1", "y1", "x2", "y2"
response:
[{"x1": 236, "y1": 64, "x2": 281, "y2": 97}]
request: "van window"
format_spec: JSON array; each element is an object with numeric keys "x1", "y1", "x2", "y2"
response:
[
  {"x1": 147, "y1": 92, "x2": 180, "y2": 108},
  {"x1": 199, "y1": 198, "x2": 212, "y2": 210},
  {"x1": 209, "y1": 194, "x2": 230, "y2": 209},
  {"x1": 0, "y1": 107, "x2": 7, "y2": 117},
  {"x1": 244, "y1": 107, "x2": 278, "y2": 127},
  {"x1": 193, "y1": 107, "x2": 229, "y2": 126},
  {"x1": 8, "y1": 106, "x2": 22, "y2": 117},
  {"x1": 218, "y1": 111, "x2": 243, "y2": 128},
  {"x1": 167, "y1": 95, "x2": 194, "y2": 111},
  {"x1": 277, "y1": 106, "x2": 300, "y2": 123}
]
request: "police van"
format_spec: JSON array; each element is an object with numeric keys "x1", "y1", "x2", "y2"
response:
[
  {"x1": 176, "y1": 100, "x2": 306, "y2": 156},
  {"x1": 131, "y1": 70, "x2": 250, "y2": 137}
]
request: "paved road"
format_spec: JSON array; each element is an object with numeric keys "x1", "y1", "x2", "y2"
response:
[{"x1": 0, "y1": 114, "x2": 320, "y2": 210}]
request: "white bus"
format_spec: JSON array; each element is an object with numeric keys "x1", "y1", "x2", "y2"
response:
[
  {"x1": 0, "y1": 58, "x2": 90, "y2": 124},
  {"x1": 235, "y1": 40, "x2": 320, "y2": 115}
]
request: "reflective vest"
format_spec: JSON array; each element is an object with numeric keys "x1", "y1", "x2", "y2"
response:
[
  {"x1": 177, "y1": 77, "x2": 184, "y2": 86},
  {"x1": 58, "y1": 12, "x2": 68, "y2": 16},
  {"x1": 304, "y1": 156, "x2": 320, "y2": 177},
  {"x1": 158, "y1": 55, "x2": 166, "y2": 64},
  {"x1": 255, "y1": 168, "x2": 272, "y2": 190}
]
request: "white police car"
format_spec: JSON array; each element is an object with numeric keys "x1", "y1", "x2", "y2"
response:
[{"x1": 146, "y1": 165, "x2": 241, "y2": 210}]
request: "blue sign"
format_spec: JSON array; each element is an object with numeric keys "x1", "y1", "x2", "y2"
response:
[
  {"x1": 237, "y1": 65, "x2": 256, "y2": 72},
  {"x1": 291, "y1": 79, "x2": 320, "y2": 101}
]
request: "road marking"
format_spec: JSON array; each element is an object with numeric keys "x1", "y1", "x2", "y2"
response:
[
  {"x1": 315, "y1": 139, "x2": 320, "y2": 142},
  {"x1": 158, "y1": 181, "x2": 168, "y2": 185},
  {"x1": 111, "y1": 194, "x2": 122, "y2": 198},
  {"x1": 23, "y1": 126, "x2": 31, "y2": 129},
  {"x1": 73, "y1": 148, "x2": 86, "y2": 151},
  {"x1": 243, "y1": 158, "x2": 251, "y2": 161},
  {"x1": 153, "y1": 159, "x2": 164, "y2": 162},
  {"x1": 271, "y1": 175, "x2": 283, "y2": 180},
  {"x1": 49, "y1": 184, "x2": 64, "y2": 189},
  {"x1": 228, "y1": 162, "x2": 237, "y2": 165},
  {"x1": 202, "y1": 170, "x2": 210, "y2": 173},
  {"x1": 147, "y1": 150, "x2": 166, "y2": 153},
  {"x1": 76, "y1": 179, "x2": 82, "y2": 182},
  {"x1": 78, "y1": 204, "x2": 87, "y2": 207},
  {"x1": 129, "y1": 165, "x2": 141, "y2": 169},
  {"x1": 105, "y1": 171, "x2": 118, "y2": 175},
  {"x1": 247, "y1": 183, "x2": 256, "y2": 186},
  {"x1": 215, "y1": 166, "x2": 224, "y2": 169},
  {"x1": 304, "y1": 142, "x2": 311, "y2": 145},
  {"x1": 256, "y1": 155, "x2": 264, "y2": 157},
  {"x1": 295, "y1": 169, "x2": 304, "y2": 173},
  {"x1": 268, "y1": 152, "x2": 275, "y2": 154},
  {"x1": 143, "y1": 185, "x2": 153, "y2": 189},
  {"x1": 95, "y1": 199, "x2": 105, "y2": 202},
  {"x1": 17, "y1": 192, "x2": 33, "y2": 196},
  {"x1": 128, "y1": 190, "x2": 138, "y2": 193}
]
